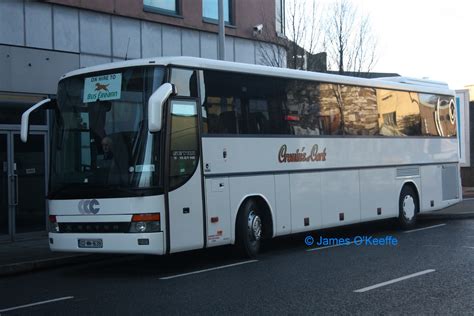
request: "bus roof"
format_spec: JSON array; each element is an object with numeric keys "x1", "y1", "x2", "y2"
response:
[{"x1": 61, "y1": 56, "x2": 454, "y2": 95}]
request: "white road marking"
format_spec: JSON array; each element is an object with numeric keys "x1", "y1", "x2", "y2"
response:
[
  {"x1": 404, "y1": 223, "x2": 446, "y2": 233},
  {"x1": 159, "y1": 260, "x2": 258, "y2": 280},
  {"x1": 306, "y1": 241, "x2": 354, "y2": 252},
  {"x1": 463, "y1": 246, "x2": 474, "y2": 249},
  {"x1": 461, "y1": 197, "x2": 474, "y2": 201},
  {"x1": 0, "y1": 296, "x2": 74, "y2": 313},
  {"x1": 354, "y1": 269, "x2": 436, "y2": 293}
]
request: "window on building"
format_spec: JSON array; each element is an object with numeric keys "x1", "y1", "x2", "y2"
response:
[
  {"x1": 203, "y1": 0, "x2": 232, "y2": 23},
  {"x1": 276, "y1": 0, "x2": 285, "y2": 35},
  {"x1": 144, "y1": 0, "x2": 179, "y2": 15}
]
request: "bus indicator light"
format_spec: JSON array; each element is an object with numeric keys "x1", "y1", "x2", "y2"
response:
[{"x1": 132, "y1": 213, "x2": 160, "y2": 222}]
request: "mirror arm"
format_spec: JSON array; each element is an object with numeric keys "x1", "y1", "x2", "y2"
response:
[
  {"x1": 148, "y1": 83, "x2": 177, "y2": 133},
  {"x1": 21, "y1": 98, "x2": 52, "y2": 142}
]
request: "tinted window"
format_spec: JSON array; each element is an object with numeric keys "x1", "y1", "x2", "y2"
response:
[
  {"x1": 202, "y1": 70, "x2": 456, "y2": 137},
  {"x1": 202, "y1": 70, "x2": 288, "y2": 134},
  {"x1": 377, "y1": 90, "x2": 421, "y2": 136},
  {"x1": 419, "y1": 94, "x2": 456, "y2": 137}
]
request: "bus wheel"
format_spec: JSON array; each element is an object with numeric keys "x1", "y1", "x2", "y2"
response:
[
  {"x1": 236, "y1": 199, "x2": 262, "y2": 258},
  {"x1": 398, "y1": 185, "x2": 418, "y2": 229}
]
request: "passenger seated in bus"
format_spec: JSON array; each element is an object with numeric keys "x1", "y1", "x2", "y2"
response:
[
  {"x1": 101, "y1": 136, "x2": 114, "y2": 160},
  {"x1": 97, "y1": 136, "x2": 114, "y2": 170}
]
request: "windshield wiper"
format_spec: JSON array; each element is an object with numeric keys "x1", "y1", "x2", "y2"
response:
[
  {"x1": 48, "y1": 183, "x2": 154, "y2": 199},
  {"x1": 48, "y1": 183, "x2": 89, "y2": 198},
  {"x1": 109, "y1": 186, "x2": 145, "y2": 197}
]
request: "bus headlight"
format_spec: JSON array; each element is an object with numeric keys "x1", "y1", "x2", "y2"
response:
[
  {"x1": 129, "y1": 213, "x2": 161, "y2": 233},
  {"x1": 135, "y1": 222, "x2": 147, "y2": 232}
]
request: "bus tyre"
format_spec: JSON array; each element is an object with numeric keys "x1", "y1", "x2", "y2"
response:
[
  {"x1": 398, "y1": 185, "x2": 418, "y2": 229},
  {"x1": 236, "y1": 199, "x2": 262, "y2": 258}
]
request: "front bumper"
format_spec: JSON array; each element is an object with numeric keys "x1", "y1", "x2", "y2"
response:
[{"x1": 49, "y1": 232, "x2": 165, "y2": 255}]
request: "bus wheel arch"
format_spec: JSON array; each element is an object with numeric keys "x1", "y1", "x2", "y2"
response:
[
  {"x1": 235, "y1": 195, "x2": 274, "y2": 258},
  {"x1": 398, "y1": 181, "x2": 420, "y2": 229}
]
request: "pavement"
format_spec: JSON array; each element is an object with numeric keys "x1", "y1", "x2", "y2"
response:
[
  {"x1": 1, "y1": 188, "x2": 474, "y2": 277},
  {"x1": 0, "y1": 238, "x2": 115, "y2": 277}
]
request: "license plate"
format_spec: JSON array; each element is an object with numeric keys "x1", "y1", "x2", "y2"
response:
[{"x1": 78, "y1": 239, "x2": 103, "y2": 248}]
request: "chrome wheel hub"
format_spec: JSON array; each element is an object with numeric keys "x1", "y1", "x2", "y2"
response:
[
  {"x1": 248, "y1": 211, "x2": 262, "y2": 241},
  {"x1": 403, "y1": 195, "x2": 416, "y2": 220}
]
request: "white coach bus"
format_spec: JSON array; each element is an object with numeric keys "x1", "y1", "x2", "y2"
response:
[{"x1": 21, "y1": 57, "x2": 460, "y2": 257}]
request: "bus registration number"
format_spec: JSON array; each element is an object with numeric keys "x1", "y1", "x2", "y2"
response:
[{"x1": 78, "y1": 239, "x2": 103, "y2": 248}]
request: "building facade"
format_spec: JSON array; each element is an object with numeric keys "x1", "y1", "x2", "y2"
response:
[{"x1": 0, "y1": 0, "x2": 285, "y2": 241}]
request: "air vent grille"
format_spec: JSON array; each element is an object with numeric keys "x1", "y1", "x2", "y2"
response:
[{"x1": 396, "y1": 167, "x2": 420, "y2": 177}]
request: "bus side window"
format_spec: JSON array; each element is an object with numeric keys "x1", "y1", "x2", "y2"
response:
[
  {"x1": 203, "y1": 70, "x2": 288, "y2": 135},
  {"x1": 203, "y1": 70, "x2": 242, "y2": 134},
  {"x1": 170, "y1": 68, "x2": 198, "y2": 98}
]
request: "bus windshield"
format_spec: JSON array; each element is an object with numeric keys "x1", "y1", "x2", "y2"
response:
[{"x1": 50, "y1": 66, "x2": 165, "y2": 199}]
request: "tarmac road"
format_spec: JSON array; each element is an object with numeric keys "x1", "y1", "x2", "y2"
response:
[{"x1": 0, "y1": 217, "x2": 473, "y2": 315}]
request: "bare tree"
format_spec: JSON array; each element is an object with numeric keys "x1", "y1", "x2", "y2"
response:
[
  {"x1": 256, "y1": 0, "x2": 377, "y2": 75},
  {"x1": 323, "y1": 0, "x2": 377, "y2": 75},
  {"x1": 256, "y1": 0, "x2": 323, "y2": 70}
]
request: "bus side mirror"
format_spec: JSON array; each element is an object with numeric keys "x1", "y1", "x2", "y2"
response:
[
  {"x1": 21, "y1": 98, "x2": 56, "y2": 143},
  {"x1": 148, "y1": 83, "x2": 177, "y2": 133}
]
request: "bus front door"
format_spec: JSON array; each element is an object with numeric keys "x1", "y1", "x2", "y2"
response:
[{"x1": 166, "y1": 99, "x2": 205, "y2": 253}]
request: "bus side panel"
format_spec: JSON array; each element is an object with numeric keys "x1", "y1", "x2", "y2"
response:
[
  {"x1": 228, "y1": 175, "x2": 276, "y2": 244},
  {"x1": 321, "y1": 170, "x2": 361, "y2": 227},
  {"x1": 360, "y1": 168, "x2": 398, "y2": 221},
  {"x1": 420, "y1": 165, "x2": 442, "y2": 212},
  {"x1": 205, "y1": 177, "x2": 232, "y2": 247},
  {"x1": 274, "y1": 174, "x2": 291, "y2": 236},
  {"x1": 420, "y1": 163, "x2": 460, "y2": 212},
  {"x1": 289, "y1": 172, "x2": 322, "y2": 233}
]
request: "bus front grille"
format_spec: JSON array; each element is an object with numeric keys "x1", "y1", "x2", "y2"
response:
[{"x1": 58, "y1": 222, "x2": 130, "y2": 233}]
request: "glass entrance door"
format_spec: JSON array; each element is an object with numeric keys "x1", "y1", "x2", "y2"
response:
[
  {"x1": 13, "y1": 133, "x2": 47, "y2": 235},
  {"x1": 0, "y1": 132, "x2": 47, "y2": 240},
  {"x1": 0, "y1": 133, "x2": 8, "y2": 238}
]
